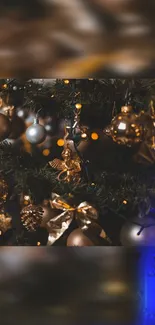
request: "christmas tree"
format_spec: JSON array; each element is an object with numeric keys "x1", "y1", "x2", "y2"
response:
[{"x1": 0, "y1": 78, "x2": 155, "y2": 246}]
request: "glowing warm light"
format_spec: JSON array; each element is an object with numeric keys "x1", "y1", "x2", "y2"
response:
[
  {"x1": 2, "y1": 84, "x2": 7, "y2": 89},
  {"x1": 0, "y1": 231, "x2": 1, "y2": 235},
  {"x1": 24, "y1": 201, "x2": 29, "y2": 205},
  {"x1": 64, "y1": 79, "x2": 70, "y2": 84},
  {"x1": 123, "y1": 200, "x2": 128, "y2": 205},
  {"x1": 118, "y1": 122, "x2": 126, "y2": 130},
  {"x1": 57, "y1": 139, "x2": 64, "y2": 147},
  {"x1": 81, "y1": 133, "x2": 87, "y2": 139},
  {"x1": 75, "y1": 103, "x2": 82, "y2": 109},
  {"x1": 43, "y1": 149, "x2": 50, "y2": 156},
  {"x1": 24, "y1": 195, "x2": 30, "y2": 201},
  {"x1": 37, "y1": 242, "x2": 41, "y2": 246},
  {"x1": 91, "y1": 132, "x2": 99, "y2": 140},
  {"x1": 51, "y1": 95, "x2": 55, "y2": 98},
  {"x1": 102, "y1": 281, "x2": 128, "y2": 294},
  {"x1": 131, "y1": 124, "x2": 136, "y2": 127},
  {"x1": 88, "y1": 78, "x2": 93, "y2": 80}
]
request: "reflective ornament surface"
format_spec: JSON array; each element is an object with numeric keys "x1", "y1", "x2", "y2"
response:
[
  {"x1": 110, "y1": 105, "x2": 143, "y2": 146},
  {"x1": 67, "y1": 228, "x2": 95, "y2": 246},
  {"x1": 26, "y1": 117, "x2": 46, "y2": 144}
]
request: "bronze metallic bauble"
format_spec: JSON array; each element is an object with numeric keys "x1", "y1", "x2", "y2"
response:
[
  {"x1": 0, "y1": 113, "x2": 11, "y2": 140},
  {"x1": 120, "y1": 217, "x2": 155, "y2": 246},
  {"x1": 21, "y1": 204, "x2": 43, "y2": 232},
  {"x1": 67, "y1": 228, "x2": 95, "y2": 246},
  {"x1": 110, "y1": 105, "x2": 143, "y2": 146},
  {"x1": 0, "y1": 178, "x2": 9, "y2": 206}
]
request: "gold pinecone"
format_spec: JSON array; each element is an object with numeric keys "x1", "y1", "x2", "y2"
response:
[{"x1": 21, "y1": 204, "x2": 43, "y2": 231}]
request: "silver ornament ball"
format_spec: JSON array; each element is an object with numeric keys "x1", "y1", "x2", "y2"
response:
[{"x1": 26, "y1": 118, "x2": 46, "y2": 144}]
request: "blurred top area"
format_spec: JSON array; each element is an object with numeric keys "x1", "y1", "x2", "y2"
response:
[{"x1": 0, "y1": 0, "x2": 155, "y2": 77}]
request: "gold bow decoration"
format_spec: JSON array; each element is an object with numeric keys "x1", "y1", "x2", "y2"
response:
[{"x1": 46, "y1": 193, "x2": 111, "y2": 245}]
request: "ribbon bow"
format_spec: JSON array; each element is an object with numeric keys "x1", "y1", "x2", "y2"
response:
[{"x1": 46, "y1": 193, "x2": 111, "y2": 245}]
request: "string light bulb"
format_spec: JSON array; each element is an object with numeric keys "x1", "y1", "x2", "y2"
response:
[
  {"x1": 42, "y1": 149, "x2": 50, "y2": 156},
  {"x1": 64, "y1": 79, "x2": 69, "y2": 84},
  {"x1": 91, "y1": 132, "x2": 99, "y2": 140},
  {"x1": 57, "y1": 139, "x2": 64, "y2": 147},
  {"x1": 75, "y1": 103, "x2": 82, "y2": 110},
  {"x1": 37, "y1": 242, "x2": 41, "y2": 246}
]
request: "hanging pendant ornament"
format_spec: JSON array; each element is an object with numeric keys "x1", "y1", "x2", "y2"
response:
[
  {"x1": 110, "y1": 105, "x2": 144, "y2": 146},
  {"x1": 26, "y1": 111, "x2": 46, "y2": 144},
  {"x1": 0, "y1": 178, "x2": 9, "y2": 207},
  {"x1": 0, "y1": 210, "x2": 12, "y2": 234},
  {"x1": 21, "y1": 204, "x2": 44, "y2": 231}
]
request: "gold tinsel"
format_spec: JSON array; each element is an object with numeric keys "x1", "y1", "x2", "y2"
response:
[{"x1": 21, "y1": 204, "x2": 43, "y2": 231}]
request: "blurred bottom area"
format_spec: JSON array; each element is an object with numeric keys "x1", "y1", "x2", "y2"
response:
[{"x1": 0, "y1": 247, "x2": 150, "y2": 325}]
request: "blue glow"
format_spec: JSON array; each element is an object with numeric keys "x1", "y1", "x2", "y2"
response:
[{"x1": 138, "y1": 248, "x2": 155, "y2": 325}]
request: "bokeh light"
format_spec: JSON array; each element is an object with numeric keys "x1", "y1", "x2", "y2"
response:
[
  {"x1": 91, "y1": 132, "x2": 99, "y2": 140},
  {"x1": 57, "y1": 139, "x2": 65, "y2": 147}
]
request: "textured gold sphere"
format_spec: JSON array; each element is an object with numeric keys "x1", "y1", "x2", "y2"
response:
[{"x1": 110, "y1": 106, "x2": 143, "y2": 146}]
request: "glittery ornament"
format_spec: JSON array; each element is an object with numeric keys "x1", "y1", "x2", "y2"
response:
[
  {"x1": 26, "y1": 117, "x2": 46, "y2": 144},
  {"x1": 21, "y1": 204, "x2": 43, "y2": 231},
  {"x1": 0, "y1": 178, "x2": 8, "y2": 206},
  {"x1": 0, "y1": 211, "x2": 12, "y2": 233},
  {"x1": 110, "y1": 105, "x2": 143, "y2": 146}
]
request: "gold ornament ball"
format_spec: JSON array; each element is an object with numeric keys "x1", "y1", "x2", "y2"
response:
[
  {"x1": 0, "y1": 178, "x2": 8, "y2": 206},
  {"x1": 67, "y1": 228, "x2": 95, "y2": 246},
  {"x1": 75, "y1": 103, "x2": 82, "y2": 109},
  {"x1": 110, "y1": 105, "x2": 143, "y2": 146},
  {"x1": 21, "y1": 204, "x2": 43, "y2": 232}
]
